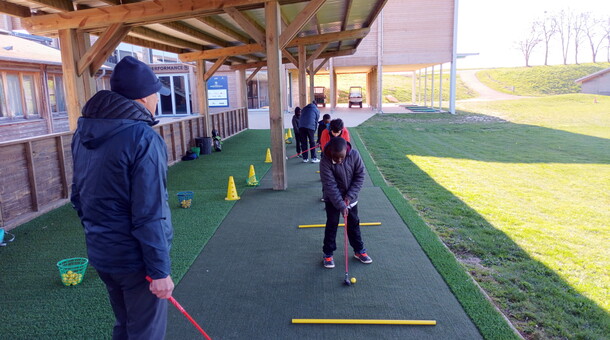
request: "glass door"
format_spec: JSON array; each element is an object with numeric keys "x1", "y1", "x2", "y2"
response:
[{"x1": 158, "y1": 74, "x2": 191, "y2": 116}]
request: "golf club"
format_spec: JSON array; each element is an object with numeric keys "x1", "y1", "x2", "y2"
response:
[
  {"x1": 145, "y1": 276, "x2": 212, "y2": 340},
  {"x1": 343, "y1": 208, "x2": 351, "y2": 286},
  {"x1": 285, "y1": 144, "x2": 320, "y2": 159}
]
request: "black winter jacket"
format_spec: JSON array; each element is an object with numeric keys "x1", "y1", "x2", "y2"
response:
[
  {"x1": 298, "y1": 103, "x2": 319, "y2": 131},
  {"x1": 319, "y1": 142, "x2": 366, "y2": 211},
  {"x1": 71, "y1": 90, "x2": 173, "y2": 279}
]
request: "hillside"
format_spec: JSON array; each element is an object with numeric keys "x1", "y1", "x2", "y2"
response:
[{"x1": 476, "y1": 63, "x2": 610, "y2": 96}]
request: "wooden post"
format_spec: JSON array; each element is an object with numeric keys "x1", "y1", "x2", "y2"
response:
[
  {"x1": 58, "y1": 29, "x2": 95, "y2": 131},
  {"x1": 308, "y1": 65, "x2": 315, "y2": 106},
  {"x1": 195, "y1": 59, "x2": 211, "y2": 137},
  {"x1": 236, "y1": 68, "x2": 247, "y2": 109},
  {"x1": 266, "y1": 0, "x2": 286, "y2": 190},
  {"x1": 329, "y1": 58, "x2": 336, "y2": 111},
  {"x1": 298, "y1": 44, "x2": 307, "y2": 108}
]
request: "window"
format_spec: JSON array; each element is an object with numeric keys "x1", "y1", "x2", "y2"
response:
[
  {"x1": 0, "y1": 71, "x2": 41, "y2": 119},
  {"x1": 48, "y1": 75, "x2": 66, "y2": 114},
  {"x1": 0, "y1": 74, "x2": 6, "y2": 117}
]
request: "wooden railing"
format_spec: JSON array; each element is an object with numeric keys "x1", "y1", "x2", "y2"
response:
[{"x1": 0, "y1": 108, "x2": 248, "y2": 230}]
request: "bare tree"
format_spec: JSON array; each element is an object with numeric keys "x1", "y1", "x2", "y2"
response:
[
  {"x1": 534, "y1": 14, "x2": 557, "y2": 65},
  {"x1": 554, "y1": 10, "x2": 573, "y2": 65},
  {"x1": 583, "y1": 13, "x2": 609, "y2": 63},
  {"x1": 572, "y1": 12, "x2": 586, "y2": 64},
  {"x1": 517, "y1": 22, "x2": 541, "y2": 67}
]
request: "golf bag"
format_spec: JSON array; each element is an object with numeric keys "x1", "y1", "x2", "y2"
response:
[{"x1": 212, "y1": 129, "x2": 222, "y2": 152}]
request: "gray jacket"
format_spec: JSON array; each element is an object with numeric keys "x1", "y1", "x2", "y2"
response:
[
  {"x1": 319, "y1": 142, "x2": 366, "y2": 211},
  {"x1": 298, "y1": 103, "x2": 319, "y2": 131}
]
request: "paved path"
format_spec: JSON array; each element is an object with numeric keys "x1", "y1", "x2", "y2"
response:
[{"x1": 458, "y1": 69, "x2": 527, "y2": 102}]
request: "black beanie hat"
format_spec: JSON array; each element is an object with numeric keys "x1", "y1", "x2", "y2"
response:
[{"x1": 110, "y1": 56, "x2": 170, "y2": 99}]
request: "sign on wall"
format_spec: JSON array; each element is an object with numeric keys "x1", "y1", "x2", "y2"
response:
[{"x1": 207, "y1": 76, "x2": 229, "y2": 107}]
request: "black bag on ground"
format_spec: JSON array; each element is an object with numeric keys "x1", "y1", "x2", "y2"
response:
[
  {"x1": 212, "y1": 129, "x2": 222, "y2": 152},
  {"x1": 181, "y1": 150, "x2": 199, "y2": 161}
]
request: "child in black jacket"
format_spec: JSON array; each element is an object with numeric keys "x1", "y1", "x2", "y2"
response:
[{"x1": 319, "y1": 137, "x2": 372, "y2": 268}]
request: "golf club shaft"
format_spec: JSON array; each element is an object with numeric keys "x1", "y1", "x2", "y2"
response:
[
  {"x1": 344, "y1": 210, "x2": 349, "y2": 275},
  {"x1": 287, "y1": 144, "x2": 320, "y2": 159},
  {"x1": 145, "y1": 276, "x2": 212, "y2": 340}
]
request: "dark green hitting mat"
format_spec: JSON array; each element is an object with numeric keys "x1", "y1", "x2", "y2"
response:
[{"x1": 166, "y1": 144, "x2": 483, "y2": 340}]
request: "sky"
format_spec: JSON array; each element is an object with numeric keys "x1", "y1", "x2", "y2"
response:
[{"x1": 457, "y1": 0, "x2": 610, "y2": 69}]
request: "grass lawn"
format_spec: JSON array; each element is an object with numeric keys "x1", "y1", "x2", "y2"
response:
[
  {"x1": 476, "y1": 63, "x2": 610, "y2": 96},
  {"x1": 0, "y1": 130, "x2": 272, "y2": 339},
  {"x1": 356, "y1": 94, "x2": 610, "y2": 339}
]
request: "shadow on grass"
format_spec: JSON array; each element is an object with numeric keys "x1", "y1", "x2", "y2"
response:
[
  {"x1": 356, "y1": 113, "x2": 610, "y2": 339},
  {"x1": 369, "y1": 112, "x2": 609, "y2": 164}
]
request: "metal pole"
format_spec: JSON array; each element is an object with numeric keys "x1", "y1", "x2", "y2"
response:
[{"x1": 449, "y1": 0, "x2": 459, "y2": 114}]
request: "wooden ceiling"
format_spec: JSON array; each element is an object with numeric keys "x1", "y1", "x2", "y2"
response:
[{"x1": 0, "y1": 0, "x2": 389, "y2": 70}]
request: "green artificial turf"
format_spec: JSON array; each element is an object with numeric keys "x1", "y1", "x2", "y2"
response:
[
  {"x1": 0, "y1": 129, "x2": 272, "y2": 339},
  {"x1": 354, "y1": 99, "x2": 610, "y2": 339},
  {"x1": 351, "y1": 131, "x2": 520, "y2": 340}
]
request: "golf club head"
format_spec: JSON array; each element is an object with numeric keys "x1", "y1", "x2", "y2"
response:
[{"x1": 344, "y1": 273, "x2": 351, "y2": 286}]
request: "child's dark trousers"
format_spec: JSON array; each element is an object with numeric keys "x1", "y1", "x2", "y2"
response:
[{"x1": 323, "y1": 201, "x2": 365, "y2": 256}]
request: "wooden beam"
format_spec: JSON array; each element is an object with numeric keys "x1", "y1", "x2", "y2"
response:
[
  {"x1": 337, "y1": 0, "x2": 352, "y2": 50},
  {"x1": 224, "y1": 6, "x2": 265, "y2": 45},
  {"x1": 230, "y1": 48, "x2": 356, "y2": 70},
  {"x1": 365, "y1": 0, "x2": 389, "y2": 27},
  {"x1": 59, "y1": 29, "x2": 90, "y2": 131},
  {"x1": 77, "y1": 23, "x2": 130, "y2": 76},
  {"x1": 314, "y1": 57, "x2": 329, "y2": 74},
  {"x1": 180, "y1": 44, "x2": 264, "y2": 62},
  {"x1": 26, "y1": 0, "x2": 74, "y2": 12},
  {"x1": 123, "y1": 35, "x2": 184, "y2": 54},
  {"x1": 237, "y1": 68, "x2": 247, "y2": 108},
  {"x1": 179, "y1": 28, "x2": 367, "y2": 62},
  {"x1": 290, "y1": 27, "x2": 369, "y2": 46},
  {"x1": 282, "y1": 49, "x2": 298, "y2": 67},
  {"x1": 22, "y1": 0, "x2": 268, "y2": 34},
  {"x1": 298, "y1": 44, "x2": 307, "y2": 107},
  {"x1": 278, "y1": 0, "x2": 326, "y2": 49},
  {"x1": 246, "y1": 66, "x2": 261, "y2": 82},
  {"x1": 203, "y1": 56, "x2": 228, "y2": 82},
  {"x1": 306, "y1": 42, "x2": 328, "y2": 68},
  {"x1": 195, "y1": 60, "x2": 210, "y2": 136},
  {"x1": 197, "y1": 16, "x2": 250, "y2": 44},
  {"x1": 162, "y1": 22, "x2": 228, "y2": 47},
  {"x1": 0, "y1": 1, "x2": 31, "y2": 17},
  {"x1": 131, "y1": 26, "x2": 203, "y2": 50},
  {"x1": 265, "y1": 0, "x2": 286, "y2": 190}
]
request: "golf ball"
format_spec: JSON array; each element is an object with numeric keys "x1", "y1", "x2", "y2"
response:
[{"x1": 350, "y1": 277, "x2": 357, "y2": 284}]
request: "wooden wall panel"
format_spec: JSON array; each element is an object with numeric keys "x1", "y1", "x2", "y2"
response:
[
  {"x1": 0, "y1": 144, "x2": 33, "y2": 222},
  {"x1": 1, "y1": 110, "x2": 247, "y2": 230},
  {"x1": 31, "y1": 138, "x2": 64, "y2": 206}
]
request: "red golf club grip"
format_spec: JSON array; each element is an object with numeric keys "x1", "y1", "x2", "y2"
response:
[{"x1": 146, "y1": 276, "x2": 212, "y2": 340}]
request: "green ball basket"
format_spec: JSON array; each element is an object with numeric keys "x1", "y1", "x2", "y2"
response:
[{"x1": 57, "y1": 257, "x2": 88, "y2": 286}]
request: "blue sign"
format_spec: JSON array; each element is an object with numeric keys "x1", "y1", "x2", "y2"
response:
[{"x1": 207, "y1": 76, "x2": 229, "y2": 107}]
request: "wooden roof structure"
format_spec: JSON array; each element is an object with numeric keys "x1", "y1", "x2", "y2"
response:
[
  {"x1": 0, "y1": 0, "x2": 386, "y2": 71},
  {"x1": 0, "y1": 0, "x2": 392, "y2": 190}
]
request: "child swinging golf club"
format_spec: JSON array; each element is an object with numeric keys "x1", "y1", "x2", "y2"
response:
[{"x1": 319, "y1": 137, "x2": 372, "y2": 270}]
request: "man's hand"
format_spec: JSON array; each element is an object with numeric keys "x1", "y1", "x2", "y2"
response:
[{"x1": 149, "y1": 275, "x2": 174, "y2": 299}]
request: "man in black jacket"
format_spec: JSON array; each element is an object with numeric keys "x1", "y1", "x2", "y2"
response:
[
  {"x1": 298, "y1": 102, "x2": 320, "y2": 163},
  {"x1": 291, "y1": 106, "x2": 301, "y2": 157},
  {"x1": 319, "y1": 137, "x2": 372, "y2": 268},
  {"x1": 71, "y1": 56, "x2": 174, "y2": 339}
]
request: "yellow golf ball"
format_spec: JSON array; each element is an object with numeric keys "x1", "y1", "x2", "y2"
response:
[{"x1": 350, "y1": 277, "x2": 357, "y2": 284}]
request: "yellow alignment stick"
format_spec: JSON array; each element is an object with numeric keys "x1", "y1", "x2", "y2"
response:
[
  {"x1": 298, "y1": 222, "x2": 381, "y2": 228},
  {"x1": 292, "y1": 319, "x2": 436, "y2": 325}
]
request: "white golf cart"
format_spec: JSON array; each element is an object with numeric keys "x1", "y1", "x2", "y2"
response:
[{"x1": 348, "y1": 86, "x2": 363, "y2": 108}]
